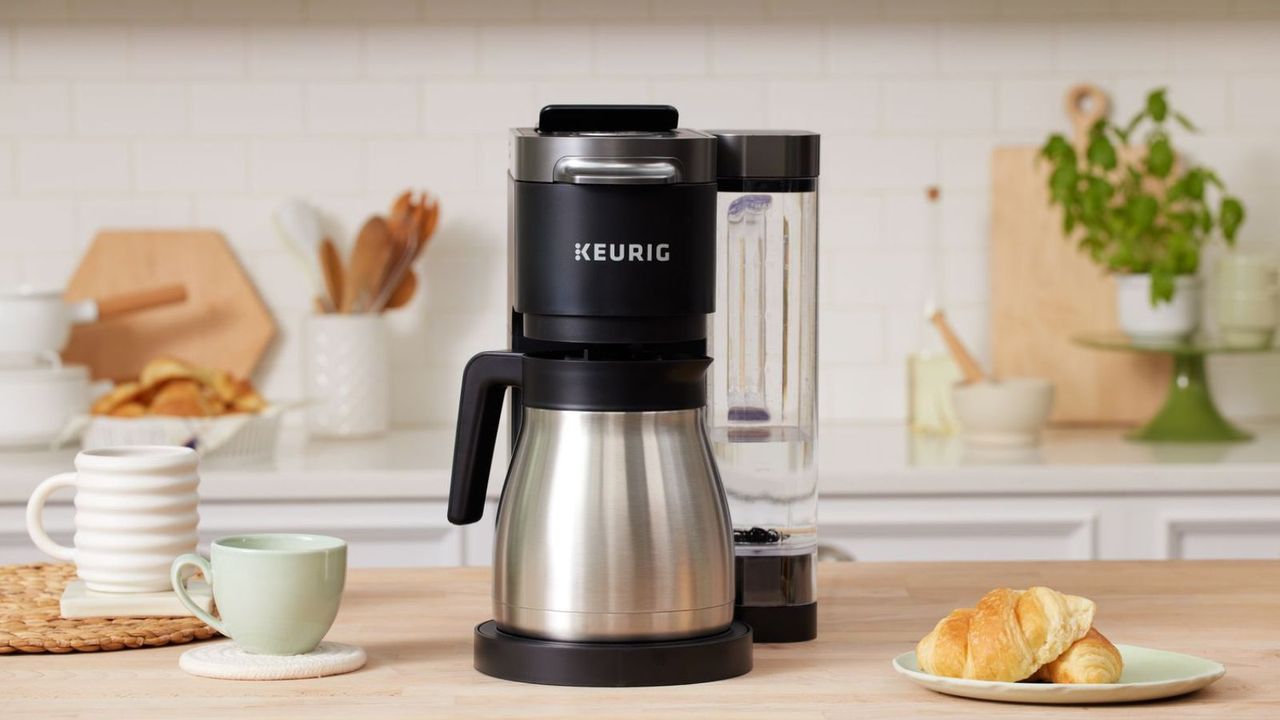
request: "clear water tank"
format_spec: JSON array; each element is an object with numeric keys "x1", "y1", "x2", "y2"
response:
[{"x1": 708, "y1": 130, "x2": 819, "y2": 643}]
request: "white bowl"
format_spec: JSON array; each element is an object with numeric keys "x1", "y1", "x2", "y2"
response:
[
  {"x1": 952, "y1": 378, "x2": 1055, "y2": 448},
  {"x1": 0, "y1": 360, "x2": 89, "y2": 448}
]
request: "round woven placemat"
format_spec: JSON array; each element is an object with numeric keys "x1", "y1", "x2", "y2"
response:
[{"x1": 0, "y1": 563, "x2": 219, "y2": 654}]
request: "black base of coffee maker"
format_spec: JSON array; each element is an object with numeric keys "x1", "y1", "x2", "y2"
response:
[
  {"x1": 734, "y1": 602, "x2": 817, "y2": 643},
  {"x1": 473, "y1": 620, "x2": 753, "y2": 687}
]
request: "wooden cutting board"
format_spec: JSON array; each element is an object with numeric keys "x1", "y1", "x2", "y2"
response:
[
  {"x1": 991, "y1": 85, "x2": 1170, "y2": 425},
  {"x1": 62, "y1": 230, "x2": 276, "y2": 382}
]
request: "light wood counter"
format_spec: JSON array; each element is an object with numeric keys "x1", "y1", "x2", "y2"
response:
[{"x1": 3, "y1": 562, "x2": 1276, "y2": 719}]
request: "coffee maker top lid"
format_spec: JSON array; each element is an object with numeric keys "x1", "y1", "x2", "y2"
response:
[
  {"x1": 708, "y1": 130, "x2": 820, "y2": 179},
  {"x1": 511, "y1": 105, "x2": 717, "y2": 185}
]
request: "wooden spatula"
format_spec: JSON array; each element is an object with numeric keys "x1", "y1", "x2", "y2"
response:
[
  {"x1": 342, "y1": 217, "x2": 395, "y2": 313},
  {"x1": 318, "y1": 237, "x2": 343, "y2": 313}
]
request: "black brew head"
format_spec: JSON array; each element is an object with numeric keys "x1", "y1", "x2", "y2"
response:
[{"x1": 509, "y1": 105, "x2": 717, "y2": 346}]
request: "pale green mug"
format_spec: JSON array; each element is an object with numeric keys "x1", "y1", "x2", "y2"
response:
[{"x1": 171, "y1": 534, "x2": 347, "y2": 655}]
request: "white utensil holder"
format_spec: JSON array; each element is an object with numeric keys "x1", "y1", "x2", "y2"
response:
[{"x1": 305, "y1": 314, "x2": 389, "y2": 438}]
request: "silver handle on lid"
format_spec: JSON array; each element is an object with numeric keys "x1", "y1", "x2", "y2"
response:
[{"x1": 552, "y1": 157, "x2": 683, "y2": 185}]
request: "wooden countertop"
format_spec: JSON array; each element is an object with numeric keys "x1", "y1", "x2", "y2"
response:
[{"x1": 3, "y1": 561, "x2": 1277, "y2": 718}]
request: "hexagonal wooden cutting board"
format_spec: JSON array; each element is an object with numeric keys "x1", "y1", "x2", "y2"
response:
[{"x1": 63, "y1": 230, "x2": 276, "y2": 382}]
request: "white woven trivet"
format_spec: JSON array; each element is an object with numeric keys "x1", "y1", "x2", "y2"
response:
[{"x1": 179, "y1": 640, "x2": 367, "y2": 680}]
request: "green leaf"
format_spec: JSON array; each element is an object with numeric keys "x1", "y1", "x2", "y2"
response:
[
  {"x1": 1146, "y1": 136, "x2": 1174, "y2": 178},
  {"x1": 1087, "y1": 133, "x2": 1117, "y2": 170},
  {"x1": 1185, "y1": 169, "x2": 1205, "y2": 200},
  {"x1": 1127, "y1": 194, "x2": 1159, "y2": 231},
  {"x1": 1220, "y1": 197, "x2": 1245, "y2": 242},
  {"x1": 1150, "y1": 268, "x2": 1176, "y2": 306},
  {"x1": 1146, "y1": 88, "x2": 1168, "y2": 123},
  {"x1": 1173, "y1": 111, "x2": 1199, "y2": 133},
  {"x1": 1040, "y1": 134, "x2": 1074, "y2": 164},
  {"x1": 1049, "y1": 163, "x2": 1078, "y2": 203}
]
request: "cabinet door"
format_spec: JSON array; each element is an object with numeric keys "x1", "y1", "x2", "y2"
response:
[
  {"x1": 1162, "y1": 517, "x2": 1280, "y2": 560},
  {"x1": 818, "y1": 498, "x2": 1098, "y2": 562}
]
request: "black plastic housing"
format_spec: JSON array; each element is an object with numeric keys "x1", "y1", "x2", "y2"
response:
[
  {"x1": 537, "y1": 104, "x2": 678, "y2": 133},
  {"x1": 474, "y1": 620, "x2": 753, "y2": 687},
  {"x1": 512, "y1": 180, "x2": 716, "y2": 345}
]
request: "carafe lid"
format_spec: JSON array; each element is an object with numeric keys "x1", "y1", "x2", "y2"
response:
[
  {"x1": 709, "y1": 130, "x2": 820, "y2": 179},
  {"x1": 521, "y1": 355, "x2": 710, "y2": 412},
  {"x1": 510, "y1": 105, "x2": 717, "y2": 184}
]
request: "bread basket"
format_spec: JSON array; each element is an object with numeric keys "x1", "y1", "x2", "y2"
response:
[{"x1": 79, "y1": 406, "x2": 282, "y2": 466}]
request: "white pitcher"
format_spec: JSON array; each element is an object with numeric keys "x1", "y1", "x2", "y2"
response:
[{"x1": 27, "y1": 446, "x2": 200, "y2": 593}]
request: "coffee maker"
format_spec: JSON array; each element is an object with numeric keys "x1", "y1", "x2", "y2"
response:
[{"x1": 447, "y1": 105, "x2": 753, "y2": 687}]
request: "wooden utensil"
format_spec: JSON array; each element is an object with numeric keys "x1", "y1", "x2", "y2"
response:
[
  {"x1": 318, "y1": 237, "x2": 343, "y2": 313},
  {"x1": 88, "y1": 284, "x2": 188, "y2": 321},
  {"x1": 62, "y1": 230, "x2": 276, "y2": 381},
  {"x1": 343, "y1": 217, "x2": 396, "y2": 313},
  {"x1": 384, "y1": 270, "x2": 417, "y2": 310},
  {"x1": 928, "y1": 307, "x2": 985, "y2": 384},
  {"x1": 990, "y1": 83, "x2": 1168, "y2": 425}
]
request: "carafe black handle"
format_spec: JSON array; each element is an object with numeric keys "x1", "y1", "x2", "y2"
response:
[{"x1": 447, "y1": 351, "x2": 523, "y2": 525}]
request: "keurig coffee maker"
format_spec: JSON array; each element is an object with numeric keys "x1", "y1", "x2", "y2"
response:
[{"x1": 446, "y1": 105, "x2": 753, "y2": 687}]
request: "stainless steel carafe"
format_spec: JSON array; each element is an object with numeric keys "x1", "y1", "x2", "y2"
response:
[
  {"x1": 497, "y1": 406, "x2": 732, "y2": 642},
  {"x1": 448, "y1": 353, "x2": 734, "y2": 643}
]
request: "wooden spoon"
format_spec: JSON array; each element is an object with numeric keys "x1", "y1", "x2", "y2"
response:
[
  {"x1": 384, "y1": 270, "x2": 417, "y2": 310},
  {"x1": 318, "y1": 237, "x2": 343, "y2": 313},
  {"x1": 343, "y1": 217, "x2": 396, "y2": 313}
]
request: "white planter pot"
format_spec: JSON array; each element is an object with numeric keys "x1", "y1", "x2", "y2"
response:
[{"x1": 1116, "y1": 274, "x2": 1200, "y2": 342}]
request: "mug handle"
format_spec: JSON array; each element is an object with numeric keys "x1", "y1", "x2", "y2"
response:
[
  {"x1": 25, "y1": 472, "x2": 77, "y2": 561},
  {"x1": 171, "y1": 554, "x2": 229, "y2": 636}
]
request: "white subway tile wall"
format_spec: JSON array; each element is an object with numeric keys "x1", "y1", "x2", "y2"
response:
[{"x1": 1, "y1": 0, "x2": 1278, "y2": 424}]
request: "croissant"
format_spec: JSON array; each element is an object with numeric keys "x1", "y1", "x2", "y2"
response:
[
  {"x1": 916, "y1": 586, "x2": 1096, "y2": 682},
  {"x1": 1031, "y1": 627, "x2": 1123, "y2": 683}
]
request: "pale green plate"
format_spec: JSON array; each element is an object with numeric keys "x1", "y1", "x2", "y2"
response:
[{"x1": 892, "y1": 645, "x2": 1225, "y2": 705}]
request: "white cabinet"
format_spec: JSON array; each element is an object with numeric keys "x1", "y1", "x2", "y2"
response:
[
  {"x1": 818, "y1": 499, "x2": 1098, "y2": 561},
  {"x1": 817, "y1": 494, "x2": 1280, "y2": 562}
]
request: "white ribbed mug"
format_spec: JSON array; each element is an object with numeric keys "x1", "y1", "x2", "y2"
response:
[{"x1": 26, "y1": 446, "x2": 200, "y2": 593}]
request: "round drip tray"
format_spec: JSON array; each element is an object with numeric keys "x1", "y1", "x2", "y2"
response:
[{"x1": 473, "y1": 620, "x2": 753, "y2": 687}]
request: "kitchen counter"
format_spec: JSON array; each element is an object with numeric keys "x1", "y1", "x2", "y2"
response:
[
  {"x1": 3, "y1": 421, "x2": 1280, "y2": 502},
  {"x1": 2, "y1": 561, "x2": 1275, "y2": 718}
]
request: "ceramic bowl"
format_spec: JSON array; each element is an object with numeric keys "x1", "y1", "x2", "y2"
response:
[
  {"x1": 0, "y1": 359, "x2": 89, "y2": 448},
  {"x1": 952, "y1": 378, "x2": 1055, "y2": 448}
]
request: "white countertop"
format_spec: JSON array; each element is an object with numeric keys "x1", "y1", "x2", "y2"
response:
[{"x1": 2, "y1": 421, "x2": 1279, "y2": 503}]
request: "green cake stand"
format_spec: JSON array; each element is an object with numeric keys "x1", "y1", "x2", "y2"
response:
[{"x1": 1074, "y1": 332, "x2": 1275, "y2": 443}]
